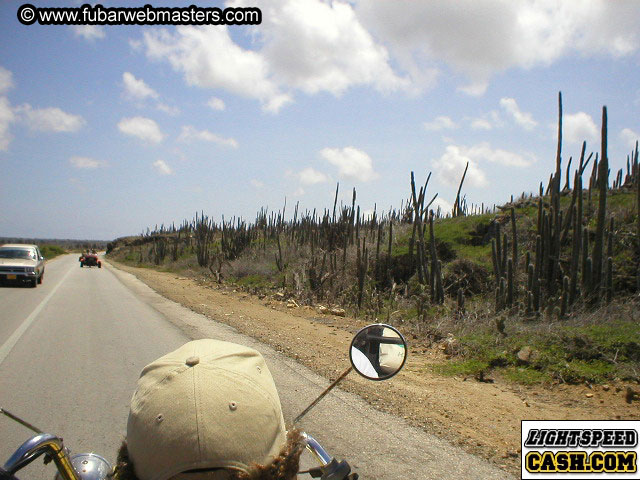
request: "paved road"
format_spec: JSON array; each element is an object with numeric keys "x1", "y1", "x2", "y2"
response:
[{"x1": 0, "y1": 254, "x2": 514, "y2": 479}]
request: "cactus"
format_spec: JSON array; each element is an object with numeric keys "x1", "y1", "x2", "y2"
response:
[
  {"x1": 585, "y1": 257, "x2": 593, "y2": 295},
  {"x1": 453, "y1": 161, "x2": 469, "y2": 217},
  {"x1": 605, "y1": 257, "x2": 613, "y2": 304},
  {"x1": 510, "y1": 207, "x2": 518, "y2": 275},
  {"x1": 527, "y1": 262, "x2": 534, "y2": 293},
  {"x1": 491, "y1": 238, "x2": 501, "y2": 283},
  {"x1": 457, "y1": 288, "x2": 465, "y2": 314},
  {"x1": 507, "y1": 258, "x2": 514, "y2": 307},
  {"x1": 560, "y1": 276, "x2": 570, "y2": 318},
  {"x1": 435, "y1": 260, "x2": 445, "y2": 304},
  {"x1": 591, "y1": 106, "x2": 609, "y2": 298},
  {"x1": 275, "y1": 234, "x2": 285, "y2": 271},
  {"x1": 496, "y1": 277, "x2": 507, "y2": 312},
  {"x1": 569, "y1": 205, "x2": 580, "y2": 306},
  {"x1": 356, "y1": 237, "x2": 369, "y2": 309},
  {"x1": 502, "y1": 232, "x2": 508, "y2": 275}
]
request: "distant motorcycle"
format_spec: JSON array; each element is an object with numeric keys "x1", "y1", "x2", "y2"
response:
[{"x1": 1, "y1": 324, "x2": 407, "y2": 480}]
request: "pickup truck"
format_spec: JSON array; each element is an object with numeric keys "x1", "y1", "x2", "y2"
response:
[{"x1": 0, "y1": 243, "x2": 45, "y2": 287}]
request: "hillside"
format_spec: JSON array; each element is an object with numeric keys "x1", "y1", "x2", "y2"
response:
[{"x1": 108, "y1": 101, "x2": 640, "y2": 387}]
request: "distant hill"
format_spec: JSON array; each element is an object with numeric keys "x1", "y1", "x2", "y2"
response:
[{"x1": 0, "y1": 237, "x2": 109, "y2": 250}]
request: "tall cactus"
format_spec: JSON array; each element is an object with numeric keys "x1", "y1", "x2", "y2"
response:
[{"x1": 591, "y1": 106, "x2": 609, "y2": 298}]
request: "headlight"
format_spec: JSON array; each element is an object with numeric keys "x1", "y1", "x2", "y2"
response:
[{"x1": 25, "y1": 267, "x2": 35, "y2": 273}]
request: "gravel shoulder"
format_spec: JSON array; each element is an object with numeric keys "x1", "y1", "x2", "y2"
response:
[{"x1": 107, "y1": 260, "x2": 640, "y2": 477}]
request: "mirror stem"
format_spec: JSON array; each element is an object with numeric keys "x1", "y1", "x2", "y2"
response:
[
  {"x1": 0, "y1": 408, "x2": 43, "y2": 434},
  {"x1": 294, "y1": 366, "x2": 352, "y2": 424}
]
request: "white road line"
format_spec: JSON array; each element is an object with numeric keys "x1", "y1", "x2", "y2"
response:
[{"x1": 0, "y1": 265, "x2": 75, "y2": 366}]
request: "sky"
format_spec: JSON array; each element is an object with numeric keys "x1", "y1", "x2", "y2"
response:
[{"x1": 1, "y1": 0, "x2": 639, "y2": 240}]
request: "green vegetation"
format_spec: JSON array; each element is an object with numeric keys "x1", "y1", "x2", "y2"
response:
[
  {"x1": 40, "y1": 244, "x2": 66, "y2": 259},
  {"x1": 435, "y1": 318, "x2": 640, "y2": 384}
]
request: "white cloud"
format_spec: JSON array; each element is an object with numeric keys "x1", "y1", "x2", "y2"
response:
[
  {"x1": 564, "y1": 112, "x2": 598, "y2": 144},
  {"x1": 321, "y1": 146, "x2": 378, "y2": 182},
  {"x1": 458, "y1": 81, "x2": 489, "y2": 97},
  {"x1": 238, "y1": 0, "x2": 410, "y2": 95},
  {"x1": 297, "y1": 167, "x2": 328, "y2": 185},
  {"x1": 0, "y1": 96, "x2": 15, "y2": 151},
  {"x1": 153, "y1": 159, "x2": 173, "y2": 175},
  {"x1": 356, "y1": 0, "x2": 640, "y2": 94},
  {"x1": 118, "y1": 116, "x2": 164, "y2": 143},
  {"x1": 468, "y1": 142, "x2": 536, "y2": 168},
  {"x1": 423, "y1": 116, "x2": 456, "y2": 131},
  {"x1": 157, "y1": 103, "x2": 180, "y2": 116},
  {"x1": 432, "y1": 145, "x2": 488, "y2": 188},
  {"x1": 499, "y1": 97, "x2": 537, "y2": 130},
  {"x1": 178, "y1": 126, "x2": 238, "y2": 148},
  {"x1": 141, "y1": 0, "x2": 410, "y2": 112},
  {"x1": 430, "y1": 197, "x2": 454, "y2": 216},
  {"x1": 71, "y1": 25, "x2": 105, "y2": 41},
  {"x1": 469, "y1": 110, "x2": 503, "y2": 131},
  {"x1": 207, "y1": 97, "x2": 225, "y2": 111},
  {"x1": 18, "y1": 105, "x2": 85, "y2": 132},
  {"x1": 470, "y1": 118, "x2": 493, "y2": 131},
  {"x1": 122, "y1": 72, "x2": 158, "y2": 100},
  {"x1": 142, "y1": 26, "x2": 292, "y2": 113},
  {"x1": 69, "y1": 156, "x2": 104, "y2": 169},
  {"x1": 250, "y1": 179, "x2": 264, "y2": 188},
  {"x1": 432, "y1": 142, "x2": 535, "y2": 188},
  {"x1": 0, "y1": 67, "x2": 15, "y2": 150},
  {"x1": 620, "y1": 128, "x2": 639, "y2": 150},
  {"x1": 0, "y1": 66, "x2": 13, "y2": 94}
]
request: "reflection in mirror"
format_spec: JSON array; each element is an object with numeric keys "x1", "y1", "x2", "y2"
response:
[{"x1": 350, "y1": 324, "x2": 407, "y2": 380}]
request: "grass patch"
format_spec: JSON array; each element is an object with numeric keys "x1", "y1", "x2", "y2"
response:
[
  {"x1": 443, "y1": 319, "x2": 640, "y2": 385},
  {"x1": 231, "y1": 274, "x2": 272, "y2": 289},
  {"x1": 433, "y1": 358, "x2": 489, "y2": 377},
  {"x1": 502, "y1": 367, "x2": 551, "y2": 385}
]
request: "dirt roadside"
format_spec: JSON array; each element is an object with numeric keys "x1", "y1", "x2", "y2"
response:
[{"x1": 107, "y1": 260, "x2": 639, "y2": 476}]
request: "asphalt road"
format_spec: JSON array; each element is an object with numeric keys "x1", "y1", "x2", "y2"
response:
[{"x1": 0, "y1": 254, "x2": 514, "y2": 479}]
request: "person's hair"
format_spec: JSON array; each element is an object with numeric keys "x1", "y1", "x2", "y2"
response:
[{"x1": 113, "y1": 429, "x2": 304, "y2": 480}]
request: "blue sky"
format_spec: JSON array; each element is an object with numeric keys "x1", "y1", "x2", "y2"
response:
[{"x1": 1, "y1": 0, "x2": 639, "y2": 240}]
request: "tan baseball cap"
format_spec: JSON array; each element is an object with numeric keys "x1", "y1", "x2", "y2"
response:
[{"x1": 126, "y1": 339, "x2": 287, "y2": 480}]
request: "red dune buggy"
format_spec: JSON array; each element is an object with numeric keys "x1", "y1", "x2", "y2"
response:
[{"x1": 79, "y1": 251, "x2": 102, "y2": 268}]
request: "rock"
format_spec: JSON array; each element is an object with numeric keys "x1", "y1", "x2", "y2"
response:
[
  {"x1": 441, "y1": 334, "x2": 458, "y2": 356},
  {"x1": 274, "y1": 292, "x2": 285, "y2": 299},
  {"x1": 317, "y1": 305, "x2": 328, "y2": 314},
  {"x1": 329, "y1": 307, "x2": 346, "y2": 317},
  {"x1": 602, "y1": 384, "x2": 610, "y2": 391},
  {"x1": 286, "y1": 299, "x2": 299, "y2": 309},
  {"x1": 586, "y1": 393, "x2": 594, "y2": 398},
  {"x1": 626, "y1": 386, "x2": 637, "y2": 404},
  {"x1": 517, "y1": 346, "x2": 537, "y2": 364}
]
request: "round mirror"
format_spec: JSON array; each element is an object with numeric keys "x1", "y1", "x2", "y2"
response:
[{"x1": 349, "y1": 324, "x2": 407, "y2": 380}]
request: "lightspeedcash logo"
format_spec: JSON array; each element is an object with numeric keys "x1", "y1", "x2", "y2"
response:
[{"x1": 522, "y1": 421, "x2": 640, "y2": 479}]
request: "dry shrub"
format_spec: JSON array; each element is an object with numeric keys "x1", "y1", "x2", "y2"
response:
[{"x1": 443, "y1": 258, "x2": 490, "y2": 296}]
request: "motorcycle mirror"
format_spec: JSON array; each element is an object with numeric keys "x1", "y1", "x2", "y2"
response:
[
  {"x1": 350, "y1": 324, "x2": 407, "y2": 380},
  {"x1": 294, "y1": 323, "x2": 406, "y2": 424}
]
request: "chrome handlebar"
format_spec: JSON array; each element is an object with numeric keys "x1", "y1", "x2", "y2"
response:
[
  {"x1": 3, "y1": 434, "x2": 80, "y2": 480},
  {"x1": 302, "y1": 433, "x2": 357, "y2": 480},
  {"x1": 302, "y1": 433, "x2": 332, "y2": 466}
]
